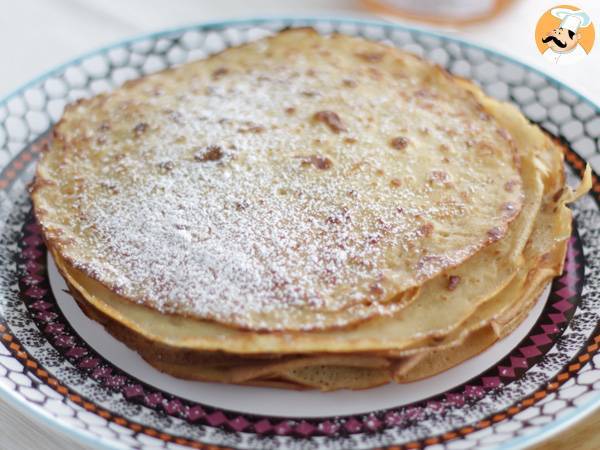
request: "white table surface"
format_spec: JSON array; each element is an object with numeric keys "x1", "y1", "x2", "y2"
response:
[{"x1": 0, "y1": 1, "x2": 599, "y2": 449}]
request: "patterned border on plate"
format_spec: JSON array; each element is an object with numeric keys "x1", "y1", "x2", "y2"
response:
[
  {"x1": 0, "y1": 18, "x2": 598, "y2": 450},
  {"x1": 16, "y1": 201, "x2": 586, "y2": 438}
]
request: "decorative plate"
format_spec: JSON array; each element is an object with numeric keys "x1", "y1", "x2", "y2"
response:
[{"x1": 0, "y1": 17, "x2": 599, "y2": 450}]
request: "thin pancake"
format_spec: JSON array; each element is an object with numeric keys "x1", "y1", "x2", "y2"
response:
[
  {"x1": 53, "y1": 130, "x2": 542, "y2": 354},
  {"x1": 50, "y1": 93, "x2": 545, "y2": 355},
  {"x1": 262, "y1": 229, "x2": 568, "y2": 389},
  {"x1": 394, "y1": 225, "x2": 569, "y2": 383},
  {"x1": 74, "y1": 186, "x2": 564, "y2": 389},
  {"x1": 37, "y1": 30, "x2": 587, "y2": 391},
  {"x1": 33, "y1": 29, "x2": 524, "y2": 331},
  {"x1": 58, "y1": 149, "x2": 581, "y2": 389}
]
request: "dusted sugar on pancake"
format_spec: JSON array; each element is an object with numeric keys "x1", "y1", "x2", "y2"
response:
[{"x1": 32, "y1": 29, "x2": 524, "y2": 331}]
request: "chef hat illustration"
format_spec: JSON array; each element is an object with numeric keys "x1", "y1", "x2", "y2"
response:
[{"x1": 551, "y1": 8, "x2": 591, "y2": 33}]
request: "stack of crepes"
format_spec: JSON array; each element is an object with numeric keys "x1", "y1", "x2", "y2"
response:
[{"x1": 31, "y1": 29, "x2": 590, "y2": 390}]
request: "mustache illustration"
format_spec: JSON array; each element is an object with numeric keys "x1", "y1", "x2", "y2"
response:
[{"x1": 542, "y1": 35, "x2": 567, "y2": 48}]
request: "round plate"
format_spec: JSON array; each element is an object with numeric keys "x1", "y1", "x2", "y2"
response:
[{"x1": 1, "y1": 18, "x2": 599, "y2": 450}]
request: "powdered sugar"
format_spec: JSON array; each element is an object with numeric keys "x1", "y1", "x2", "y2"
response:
[{"x1": 36, "y1": 31, "x2": 523, "y2": 330}]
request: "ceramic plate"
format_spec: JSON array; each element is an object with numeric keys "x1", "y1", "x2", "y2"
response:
[{"x1": 0, "y1": 18, "x2": 599, "y2": 450}]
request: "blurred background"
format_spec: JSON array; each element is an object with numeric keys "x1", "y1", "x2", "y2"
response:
[
  {"x1": 0, "y1": 0, "x2": 598, "y2": 102},
  {"x1": 0, "y1": 1, "x2": 598, "y2": 449}
]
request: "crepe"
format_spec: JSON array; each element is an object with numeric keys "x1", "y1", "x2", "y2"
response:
[
  {"x1": 58, "y1": 167, "x2": 570, "y2": 390},
  {"x1": 32, "y1": 29, "x2": 523, "y2": 331},
  {"x1": 205, "y1": 184, "x2": 573, "y2": 389},
  {"x1": 47, "y1": 81, "x2": 548, "y2": 356},
  {"x1": 33, "y1": 29, "x2": 589, "y2": 391}
]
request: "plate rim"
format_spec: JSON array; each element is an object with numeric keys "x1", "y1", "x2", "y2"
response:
[
  {"x1": 0, "y1": 16, "x2": 599, "y2": 450},
  {"x1": 3, "y1": 16, "x2": 599, "y2": 112},
  {"x1": 0, "y1": 368, "x2": 114, "y2": 450}
]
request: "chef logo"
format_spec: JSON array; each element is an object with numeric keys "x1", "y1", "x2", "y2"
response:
[{"x1": 535, "y1": 5, "x2": 595, "y2": 65}]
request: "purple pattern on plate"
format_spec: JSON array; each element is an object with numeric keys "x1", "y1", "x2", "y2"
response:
[{"x1": 17, "y1": 213, "x2": 585, "y2": 437}]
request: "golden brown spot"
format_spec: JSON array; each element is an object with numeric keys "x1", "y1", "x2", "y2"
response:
[
  {"x1": 447, "y1": 275, "x2": 461, "y2": 291},
  {"x1": 194, "y1": 145, "x2": 223, "y2": 162},
  {"x1": 123, "y1": 77, "x2": 145, "y2": 89},
  {"x1": 444, "y1": 128, "x2": 458, "y2": 138},
  {"x1": 211, "y1": 67, "x2": 229, "y2": 80},
  {"x1": 312, "y1": 111, "x2": 346, "y2": 133},
  {"x1": 389, "y1": 178, "x2": 402, "y2": 188},
  {"x1": 540, "y1": 251, "x2": 553, "y2": 263},
  {"x1": 234, "y1": 200, "x2": 249, "y2": 211},
  {"x1": 163, "y1": 109, "x2": 184, "y2": 124},
  {"x1": 38, "y1": 140, "x2": 50, "y2": 153},
  {"x1": 369, "y1": 283, "x2": 384, "y2": 297},
  {"x1": 98, "y1": 122, "x2": 110, "y2": 132},
  {"x1": 301, "y1": 90, "x2": 318, "y2": 98},
  {"x1": 390, "y1": 136, "x2": 410, "y2": 150},
  {"x1": 552, "y1": 187, "x2": 564, "y2": 202},
  {"x1": 285, "y1": 107, "x2": 296, "y2": 115},
  {"x1": 326, "y1": 215, "x2": 341, "y2": 225},
  {"x1": 133, "y1": 122, "x2": 148, "y2": 137},
  {"x1": 300, "y1": 155, "x2": 333, "y2": 170},
  {"x1": 238, "y1": 125, "x2": 265, "y2": 134},
  {"x1": 342, "y1": 79, "x2": 357, "y2": 88},
  {"x1": 112, "y1": 153, "x2": 125, "y2": 163},
  {"x1": 344, "y1": 137, "x2": 357, "y2": 144},
  {"x1": 355, "y1": 51, "x2": 384, "y2": 63},
  {"x1": 99, "y1": 180, "x2": 119, "y2": 195},
  {"x1": 418, "y1": 222, "x2": 434, "y2": 238},
  {"x1": 366, "y1": 233, "x2": 381, "y2": 246},
  {"x1": 158, "y1": 161, "x2": 174, "y2": 173},
  {"x1": 326, "y1": 208, "x2": 351, "y2": 225}
]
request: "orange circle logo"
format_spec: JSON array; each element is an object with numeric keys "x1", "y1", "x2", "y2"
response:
[{"x1": 535, "y1": 5, "x2": 595, "y2": 65}]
